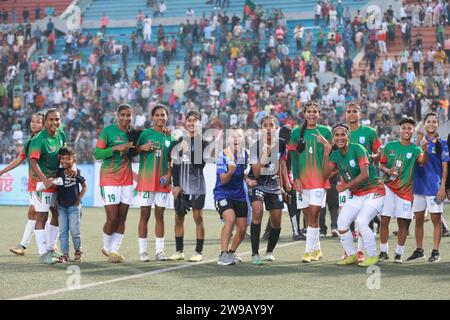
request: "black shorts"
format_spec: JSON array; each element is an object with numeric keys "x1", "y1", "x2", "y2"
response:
[
  {"x1": 248, "y1": 188, "x2": 284, "y2": 211},
  {"x1": 174, "y1": 194, "x2": 205, "y2": 216},
  {"x1": 215, "y1": 198, "x2": 248, "y2": 219}
]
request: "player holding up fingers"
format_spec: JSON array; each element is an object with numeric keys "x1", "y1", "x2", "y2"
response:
[
  {"x1": 407, "y1": 112, "x2": 449, "y2": 263},
  {"x1": 321, "y1": 124, "x2": 385, "y2": 267},
  {"x1": 378, "y1": 117, "x2": 428, "y2": 263},
  {"x1": 289, "y1": 101, "x2": 332, "y2": 263},
  {"x1": 247, "y1": 115, "x2": 287, "y2": 265},
  {"x1": 215, "y1": 127, "x2": 249, "y2": 266}
]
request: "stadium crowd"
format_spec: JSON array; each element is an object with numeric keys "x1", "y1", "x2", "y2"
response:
[{"x1": 1, "y1": 0, "x2": 450, "y2": 165}]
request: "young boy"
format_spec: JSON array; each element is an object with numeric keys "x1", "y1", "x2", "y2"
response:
[{"x1": 56, "y1": 147, "x2": 87, "y2": 263}]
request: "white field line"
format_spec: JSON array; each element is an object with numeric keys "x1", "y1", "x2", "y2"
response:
[{"x1": 11, "y1": 241, "x2": 301, "y2": 300}]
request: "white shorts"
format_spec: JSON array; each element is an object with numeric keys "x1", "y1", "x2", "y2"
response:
[
  {"x1": 346, "y1": 192, "x2": 384, "y2": 213},
  {"x1": 138, "y1": 191, "x2": 170, "y2": 208},
  {"x1": 100, "y1": 185, "x2": 133, "y2": 206},
  {"x1": 339, "y1": 189, "x2": 350, "y2": 208},
  {"x1": 29, "y1": 191, "x2": 56, "y2": 213},
  {"x1": 412, "y1": 194, "x2": 444, "y2": 214},
  {"x1": 297, "y1": 188, "x2": 326, "y2": 209},
  {"x1": 381, "y1": 186, "x2": 413, "y2": 219}
]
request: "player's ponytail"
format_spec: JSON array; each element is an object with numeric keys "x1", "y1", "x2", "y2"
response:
[{"x1": 296, "y1": 122, "x2": 307, "y2": 154}]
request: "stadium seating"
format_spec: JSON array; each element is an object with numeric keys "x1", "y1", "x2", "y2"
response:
[
  {"x1": 0, "y1": 0, "x2": 72, "y2": 24},
  {"x1": 353, "y1": 25, "x2": 450, "y2": 78},
  {"x1": 45, "y1": 18, "x2": 358, "y2": 85},
  {"x1": 82, "y1": 0, "x2": 367, "y2": 21}
]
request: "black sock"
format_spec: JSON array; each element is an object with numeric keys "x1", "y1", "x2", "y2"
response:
[
  {"x1": 195, "y1": 239, "x2": 204, "y2": 254},
  {"x1": 264, "y1": 219, "x2": 272, "y2": 234},
  {"x1": 175, "y1": 236, "x2": 184, "y2": 252},
  {"x1": 296, "y1": 212, "x2": 301, "y2": 233},
  {"x1": 228, "y1": 249, "x2": 235, "y2": 254},
  {"x1": 251, "y1": 223, "x2": 261, "y2": 255},
  {"x1": 267, "y1": 228, "x2": 281, "y2": 253}
]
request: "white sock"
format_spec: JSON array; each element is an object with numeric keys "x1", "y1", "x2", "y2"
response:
[
  {"x1": 103, "y1": 233, "x2": 113, "y2": 253},
  {"x1": 339, "y1": 230, "x2": 356, "y2": 256},
  {"x1": 47, "y1": 224, "x2": 59, "y2": 251},
  {"x1": 396, "y1": 245, "x2": 405, "y2": 256},
  {"x1": 34, "y1": 229, "x2": 47, "y2": 256},
  {"x1": 138, "y1": 238, "x2": 148, "y2": 255},
  {"x1": 380, "y1": 243, "x2": 389, "y2": 253},
  {"x1": 291, "y1": 216, "x2": 299, "y2": 235},
  {"x1": 313, "y1": 229, "x2": 321, "y2": 251},
  {"x1": 357, "y1": 233, "x2": 364, "y2": 252},
  {"x1": 360, "y1": 230, "x2": 377, "y2": 258},
  {"x1": 111, "y1": 233, "x2": 124, "y2": 253},
  {"x1": 20, "y1": 219, "x2": 36, "y2": 248},
  {"x1": 44, "y1": 220, "x2": 50, "y2": 247},
  {"x1": 305, "y1": 227, "x2": 319, "y2": 253},
  {"x1": 155, "y1": 237, "x2": 165, "y2": 253}
]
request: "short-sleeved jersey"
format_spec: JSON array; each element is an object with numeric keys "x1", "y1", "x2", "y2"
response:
[
  {"x1": 248, "y1": 137, "x2": 287, "y2": 194},
  {"x1": 96, "y1": 125, "x2": 133, "y2": 187},
  {"x1": 329, "y1": 143, "x2": 385, "y2": 196},
  {"x1": 18, "y1": 138, "x2": 31, "y2": 161},
  {"x1": 172, "y1": 136, "x2": 207, "y2": 195},
  {"x1": 380, "y1": 140, "x2": 423, "y2": 201},
  {"x1": 350, "y1": 125, "x2": 382, "y2": 158},
  {"x1": 19, "y1": 138, "x2": 34, "y2": 191},
  {"x1": 29, "y1": 128, "x2": 66, "y2": 192},
  {"x1": 414, "y1": 137, "x2": 450, "y2": 196},
  {"x1": 135, "y1": 128, "x2": 178, "y2": 193},
  {"x1": 289, "y1": 124, "x2": 332, "y2": 189},
  {"x1": 213, "y1": 148, "x2": 248, "y2": 202}
]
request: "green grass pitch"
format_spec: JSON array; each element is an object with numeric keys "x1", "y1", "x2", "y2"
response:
[{"x1": 1, "y1": 206, "x2": 450, "y2": 300}]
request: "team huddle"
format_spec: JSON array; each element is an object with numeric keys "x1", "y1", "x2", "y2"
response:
[{"x1": 0, "y1": 101, "x2": 448, "y2": 266}]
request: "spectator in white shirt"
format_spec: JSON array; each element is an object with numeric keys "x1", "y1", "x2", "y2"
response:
[
  {"x1": 300, "y1": 87, "x2": 311, "y2": 104},
  {"x1": 335, "y1": 42, "x2": 346, "y2": 61},
  {"x1": 158, "y1": 1, "x2": 167, "y2": 17},
  {"x1": 186, "y1": 8, "x2": 194, "y2": 16},
  {"x1": 383, "y1": 56, "x2": 393, "y2": 74},
  {"x1": 405, "y1": 68, "x2": 416, "y2": 85},
  {"x1": 12, "y1": 126, "x2": 23, "y2": 144},
  {"x1": 293, "y1": 24, "x2": 304, "y2": 51}
]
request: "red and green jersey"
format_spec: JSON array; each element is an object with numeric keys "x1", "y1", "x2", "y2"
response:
[
  {"x1": 135, "y1": 128, "x2": 178, "y2": 192},
  {"x1": 95, "y1": 124, "x2": 133, "y2": 187},
  {"x1": 380, "y1": 140, "x2": 423, "y2": 201},
  {"x1": 350, "y1": 125, "x2": 382, "y2": 161},
  {"x1": 289, "y1": 124, "x2": 332, "y2": 189},
  {"x1": 330, "y1": 143, "x2": 385, "y2": 196},
  {"x1": 28, "y1": 128, "x2": 66, "y2": 192},
  {"x1": 19, "y1": 137, "x2": 35, "y2": 191}
]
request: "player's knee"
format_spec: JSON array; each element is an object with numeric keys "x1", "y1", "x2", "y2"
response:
[
  {"x1": 193, "y1": 216, "x2": 203, "y2": 225},
  {"x1": 337, "y1": 217, "x2": 350, "y2": 231}
]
